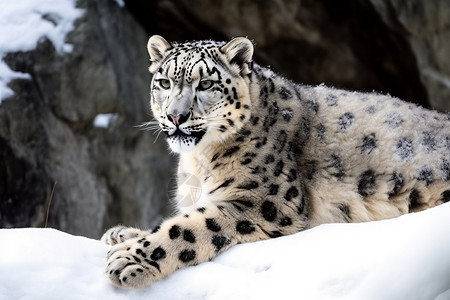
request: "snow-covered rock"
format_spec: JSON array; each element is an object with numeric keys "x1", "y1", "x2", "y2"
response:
[
  {"x1": 1, "y1": 203, "x2": 450, "y2": 300},
  {"x1": 0, "y1": 0, "x2": 172, "y2": 238},
  {"x1": 0, "y1": 0, "x2": 83, "y2": 101},
  {"x1": 93, "y1": 113, "x2": 118, "y2": 128}
]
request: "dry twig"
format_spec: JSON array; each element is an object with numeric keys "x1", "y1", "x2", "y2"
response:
[{"x1": 45, "y1": 181, "x2": 57, "y2": 228}]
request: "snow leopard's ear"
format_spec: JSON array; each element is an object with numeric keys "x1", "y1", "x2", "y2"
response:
[
  {"x1": 220, "y1": 37, "x2": 254, "y2": 76},
  {"x1": 147, "y1": 35, "x2": 172, "y2": 73}
]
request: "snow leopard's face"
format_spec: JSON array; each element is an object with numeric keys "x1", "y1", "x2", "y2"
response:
[{"x1": 147, "y1": 36, "x2": 254, "y2": 153}]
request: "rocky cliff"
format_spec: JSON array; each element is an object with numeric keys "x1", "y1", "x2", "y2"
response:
[
  {"x1": 127, "y1": 0, "x2": 450, "y2": 110},
  {"x1": 1, "y1": 0, "x2": 449, "y2": 238},
  {"x1": 0, "y1": 0, "x2": 174, "y2": 238}
]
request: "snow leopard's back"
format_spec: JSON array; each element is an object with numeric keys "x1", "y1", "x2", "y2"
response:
[{"x1": 294, "y1": 84, "x2": 450, "y2": 226}]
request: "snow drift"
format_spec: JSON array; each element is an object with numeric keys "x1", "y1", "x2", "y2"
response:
[{"x1": 1, "y1": 203, "x2": 450, "y2": 300}]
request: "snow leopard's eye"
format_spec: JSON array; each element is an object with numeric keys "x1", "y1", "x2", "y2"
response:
[
  {"x1": 157, "y1": 79, "x2": 171, "y2": 90},
  {"x1": 198, "y1": 80, "x2": 213, "y2": 91}
]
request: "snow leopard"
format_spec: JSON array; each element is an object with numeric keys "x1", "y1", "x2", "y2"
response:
[{"x1": 101, "y1": 35, "x2": 450, "y2": 289}]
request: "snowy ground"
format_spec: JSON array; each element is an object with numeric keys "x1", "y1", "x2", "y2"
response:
[{"x1": 1, "y1": 203, "x2": 450, "y2": 300}]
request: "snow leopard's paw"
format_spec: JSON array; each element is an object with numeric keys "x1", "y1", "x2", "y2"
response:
[
  {"x1": 101, "y1": 226, "x2": 149, "y2": 245},
  {"x1": 106, "y1": 237, "x2": 161, "y2": 289}
]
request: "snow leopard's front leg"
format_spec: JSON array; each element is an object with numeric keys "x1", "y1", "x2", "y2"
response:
[{"x1": 103, "y1": 203, "x2": 273, "y2": 289}]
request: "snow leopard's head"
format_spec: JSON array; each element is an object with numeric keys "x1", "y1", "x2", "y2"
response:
[{"x1": 147, "y1": 35, "x2": 254, "y2": 153}]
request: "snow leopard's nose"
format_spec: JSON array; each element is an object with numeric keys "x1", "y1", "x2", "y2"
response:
[{"x1": 167, "y1": 112, "x2": 190, "y2": 126}]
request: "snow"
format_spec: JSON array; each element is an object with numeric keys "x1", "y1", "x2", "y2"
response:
[
  {"x1": 93, "y1": 113, "x2": 118, "y2": 128},
  {"x1": 0, "y1": 0, "x2": 83, "y2": 102},
  {"x1": 1, "y1": 203, "x2": 450, "y2": 300}
]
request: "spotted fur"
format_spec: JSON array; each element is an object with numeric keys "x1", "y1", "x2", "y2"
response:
[{"x1": 102, "y1": 35, "x2": 450, "y2": 289}]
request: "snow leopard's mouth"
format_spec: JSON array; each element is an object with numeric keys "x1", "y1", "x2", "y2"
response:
[{"x1": 165, "y1": 129, "x2": 206, "y2": 144}]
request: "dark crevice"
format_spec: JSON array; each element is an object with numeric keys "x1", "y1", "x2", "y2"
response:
[
  {"x1": 322, "y1": 0, "x2": 428, "y2": 107},
  {"x1": 0, "y1": 137, "x2": 50, "y2": 228},
  {"x1": 124, "y1": 0, "x2": 429, "y2": 108}
]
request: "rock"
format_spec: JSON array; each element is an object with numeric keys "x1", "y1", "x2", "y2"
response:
[
  {"x1": 0, "y1": 0, "x2": 174, "y2": 238},
  {"x1": 126, "y1": 0, "x2": 450, "y2": 110},
  {"x1": 368, "y1": 0, "x2": 450, "y2": 111}
]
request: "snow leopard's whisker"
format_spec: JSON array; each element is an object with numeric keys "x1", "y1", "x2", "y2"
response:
[
  {"x1": 136, "y1": 120, "x2": 161, "y2": 131},
  {"x1": 153, "y1": 129, "x2": 164, "y2": 144},
  {"x1": 203, "y1": 115, "x2": 226, "y2": 121},
  {"x1": 152, "y1": 127, "x2": 163, "y2": 135}
]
